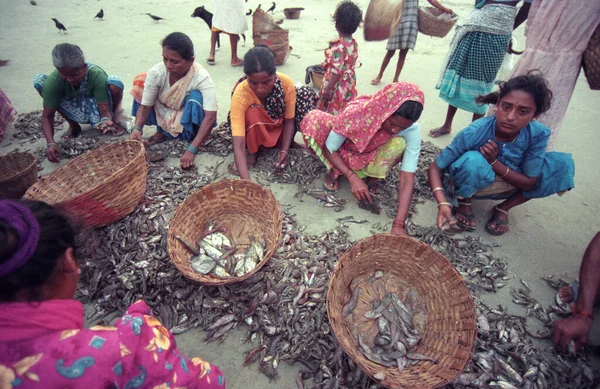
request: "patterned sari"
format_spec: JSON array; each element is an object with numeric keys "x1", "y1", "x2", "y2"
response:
[{"x1": 301, "y1": 82, "x2": 424, "y2": 179}]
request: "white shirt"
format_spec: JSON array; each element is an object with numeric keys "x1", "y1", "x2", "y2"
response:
[
  {"x1": 141, "y1": 62, "x2": 218, "y2": 112},
  {"x1": 325, "y1": 123, "x2": 421, "y2": 173}
]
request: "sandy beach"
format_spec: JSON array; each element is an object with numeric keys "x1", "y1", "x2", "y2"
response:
[{"x1": 2, "y1": 0, "x2": 600, "y2": 387}]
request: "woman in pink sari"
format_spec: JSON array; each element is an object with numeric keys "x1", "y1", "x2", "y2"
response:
[
  {"x1": 0, "y1": 200, "x2": 225, "y2": 388},
  {"x1": 301, "y1": 82, "x2": 424, "y2": 235}
]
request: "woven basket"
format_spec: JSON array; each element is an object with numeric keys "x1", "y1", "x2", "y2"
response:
[
  {"x1": 0, "y1": 152, "x2": 38, "y2": 199},
  {"x1": 167, "y1": 179, "x2": 282, "y2": 285},
  {"x1": 253, "y1": 30, "x2": 289, "y2": 46},
  {"x1": 24, "y1": 141, "x2": 147, "y2": 228},
  {"x1": 582, "y1": 22, "x2": 600, "y2": 90},
  {"x1": 364, "y1": 0, "x2": 404, "y2": 41},
  {"x1": 418, "y1": 6, "x2": 458, "y2": 38},
  {"x1": 272, "y1": 44, "x2": 292, "y2": 66},
  {"x1": 311, "y1": 71, "x2": 324, "y2": 90},
  {"x1": 284, "y1": 8, "x2": 303, "y2": 19},
  {"x1": 327, "y1": 234, "x2": 476, "y2": 389},
  {"x1": 253, "y1": 8, "x2": 284, "y2": 33}
]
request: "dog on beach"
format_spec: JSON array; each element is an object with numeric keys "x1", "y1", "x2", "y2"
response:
[{"x1": 191, "y1": 6, "x2": 246, "y2": 49}]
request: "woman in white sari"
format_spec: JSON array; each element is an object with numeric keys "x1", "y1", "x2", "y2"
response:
[{"x1": 129, "y1": 32, "x2": 218, "y2": 169}]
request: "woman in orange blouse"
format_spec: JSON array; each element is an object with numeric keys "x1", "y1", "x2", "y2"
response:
[{"x1": 229, "y1": 46, "x2": 317, "y2": 180}]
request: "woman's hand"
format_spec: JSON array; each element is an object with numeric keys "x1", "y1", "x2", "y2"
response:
[
  {"x1": 321, "y1": 87, "x2": 334, "y2": 102},
  {"x1": 274, "y1": 150, "x2": 289, "y2": 170},
  {"x1": 552, "y1": 314, "x2": 593, "y2": 355},
  {"x1": 130, "y1": 129, "x2": 146, "y2": 143},
  {"x1": 437, "y1": 204, "x2": 455, "y2": 231},
  {"x1": 391, "y1": 220, "x2": 407, "y2": 236},
  {"x1": 348, "y1": 173, "x2": 371, "y2": 203},
  {"x1": 180, "y1": 150, "x2": 196, "y2": 170},
  {"x1": 479, "y1": 139, "x2": 499, "y2": 163},
  {"x1": 46, "y1": 144, "x2": 61, "y2": 163}
]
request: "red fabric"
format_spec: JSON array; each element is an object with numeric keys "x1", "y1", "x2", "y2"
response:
[
  {"x1": 0, "y1": 299, "x2": 84, "y2": 343},
  {"x1": 244, "y1": 105, "x2": 284, "y2": 154}
]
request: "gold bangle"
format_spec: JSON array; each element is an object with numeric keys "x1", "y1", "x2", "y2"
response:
[
  {"x1": 502, "y1": 166, "x2": 510, "y2": 177},
  {"x1": 490, "y1": 159, "x2": 498, "y2": 166},
  {"x1": 432, "y1": 187, "x2": 444, "y2": 193},
  {"x1": 437, "y1": 201, "x2": 452, "y2": 208}
]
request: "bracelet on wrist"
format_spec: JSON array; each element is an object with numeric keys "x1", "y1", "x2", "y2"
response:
[
  {"x1": 100, "y1": 116, "x2": 111, "y2": 123},
  {"x1": 392, "y1": 219, "x2": 405, "y2": 228},
  {"x1": 186, "y1": 143, "x2": 199, "y2": 155},
  {"x1": 128, "y1": 125, "x2": 142, "y2": 134},
  {"x1": 432, "y1": 187, "x2": 444, "y2": 193},
  {"x1": 490, "y1": 159, "x2": 498, "y2": 166},
  {"x1": 280, "y1": 150, "x2": 289, "y2": 155},
  {"x1": 502, "y1": 166, "x2": 510, "y2": 178},
  {"x1": 437, "y1": 201, "x2": 453, "y2": 209},
  {"x1": 574, "y1": 308, "x2": 594, "y2": 321},
  {"x1": 46, "y1": 142, "x2": 58, "y2": 149}
]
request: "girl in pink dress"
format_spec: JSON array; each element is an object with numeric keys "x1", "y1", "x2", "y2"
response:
[{"x1": 317, "y1": 1, "x2": 362, "y2": 115}]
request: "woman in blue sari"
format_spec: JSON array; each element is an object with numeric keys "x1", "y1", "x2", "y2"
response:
[{"x1": 427, "y1": 72, "x2": 574, "y2": 236}]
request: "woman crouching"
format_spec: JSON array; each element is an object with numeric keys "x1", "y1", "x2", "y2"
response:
[
  {"x1": 428, "y1": 72, "x2": 574, "y2": 235},
  {"x1": 0, "y1": 200, "x2": 225, "y2": 387}
]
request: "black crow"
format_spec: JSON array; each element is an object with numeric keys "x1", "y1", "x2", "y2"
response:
[
  {"x1": 246, "y1": 9, "x2": 252, "y2": 15},
  {"x1": 51, "y1": 18, "x2": 67, "y2": 34},
  {"x1": 95, "y1": 9, "x2": 104, "y2": 20},
  {"x1": 30, "y1": 0, "x2": 37, "y2": 5},
  {"x1": 146, "y1": 13, "x2": 165, "y2": 22},
  {"x1": 267, "y1": 2, "x2": 276, "y2": 13}
]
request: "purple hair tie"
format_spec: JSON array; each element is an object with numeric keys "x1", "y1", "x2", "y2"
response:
[{"x1": 0, "y1": 200, "x2": 40, "y2": 277}]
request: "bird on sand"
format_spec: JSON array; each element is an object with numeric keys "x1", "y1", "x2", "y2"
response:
[
  {"x1": 95, "y1": 9, "x2": 104, "y2": 20},
  {"x1": 30, "y1": 0, "x2": 37, "y2": 5},
  {"x1": 51, "y1": 18, "x2": 67, "y2": 34},
  {"x1": 267, "y1": 2, "x2": 276, "y2": 13},
  {"x1": 146, "y1": 13, "x2": 165, "y2": 23},
  {"x1": 246, "y1": 9, "x2": 252, "y2": 15}
]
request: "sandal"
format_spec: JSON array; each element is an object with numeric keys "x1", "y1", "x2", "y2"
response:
[
  {"x1": 485, "y1": 206, "x2": 509, "y2": 236},
  {"x1": 453, "y1": 203, "x2": 476, "y2": 232},
  {"x1": 370, "y1": 78, "x2": 381, "y2": 86},
  {"x1": 323, "y1": 174, "x2": 340, "y2": 192},
  {"x1": 207, "y1": 58, "x2": 216, "y2": 66}
]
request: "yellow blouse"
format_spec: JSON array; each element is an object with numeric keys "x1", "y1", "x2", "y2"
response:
[{"x1": 230, "y1": 72, "x2": 297, "y2": 137}]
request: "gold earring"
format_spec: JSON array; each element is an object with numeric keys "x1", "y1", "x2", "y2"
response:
[{"x1": 532, "y1": 118, "x2": 536, "y2": 122}]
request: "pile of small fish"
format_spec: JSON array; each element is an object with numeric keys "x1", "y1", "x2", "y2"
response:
[
  {"x1": 343, "y1": 274, "x2": 436, "y2": 379},
  {"x1": 57, "y1": 136, "x2": 102, "y2": 158},
  {"x1": 253, "y1": 148, "x2": 327, "y2": 191},
  {"x1": 176, "y1": 225, "x2": 265, "y2": 278},
  {"x1": 11, "y1": 110, "x2": 65, "y2": 141},
  {"x1": 201, "y1": 122, "x2": 234, "y2": 156},
  {"x1": 303, "y1": 188, "x2": 348, "y2": 212}
]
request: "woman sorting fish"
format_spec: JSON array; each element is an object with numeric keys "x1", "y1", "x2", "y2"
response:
[
  {"x1": 301, "y1": 82, "x2": 425, "y2": 236},
  {"x1": 0, "y1": 199, "x2": 226, "y2": 388},
  {"x1": 34, "y1": 43, "x2": 127, "y2": 163},
  {"x1": 228, "y1": 46, "x2": 317, "y2": 179},
  {"x1": 129, "y1": 32, "x2": 218, "y2": 170},
  {"x1": 428, "y1": 72, "x2": 575, "y2": 236}
]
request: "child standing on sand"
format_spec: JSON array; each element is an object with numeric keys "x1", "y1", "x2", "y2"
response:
[{"x1": 317, "y1": 1, "x2": 362, "y2": 115}]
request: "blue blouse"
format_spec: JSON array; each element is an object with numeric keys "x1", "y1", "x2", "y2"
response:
[{"x1": 436, "y1": 116, "x2": 550, "y2": 177}]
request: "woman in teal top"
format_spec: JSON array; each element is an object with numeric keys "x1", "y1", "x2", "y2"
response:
[{"x1": 428, "y1": 72, "x2": 574, "y2": 236}]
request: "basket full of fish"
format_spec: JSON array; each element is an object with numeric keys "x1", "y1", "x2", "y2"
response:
[
  {"x1": 327, "y1": 234, "x2": 476, "y2": 388},
  {"x1": 167, "y1": 179, "x2": 282, "y2": 285}
]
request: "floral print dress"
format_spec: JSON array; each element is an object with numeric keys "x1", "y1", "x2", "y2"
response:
[
  {"x1": 0, "y1": 300, "x2": 225, "y2": 389},
  {"x1": 317, "y1": 37, "x2": 359, "y2": 115}
]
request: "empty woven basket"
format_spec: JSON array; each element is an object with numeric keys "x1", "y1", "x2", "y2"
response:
[
  {"x1": 0, "y1": 152, "x2": 38, "y2": 199},
  {"x1": 418, "y1": 6, "x2": 458, "y2": 38},
  {"x1": 24, "y1": 140, "x2": 147, "y2": 228},
  {"x1": 327, "y1": 234, "x2": 476, "y2": 389},
  {"x1": 168, "y1": 179, "x2": 282, "y2": 285}
]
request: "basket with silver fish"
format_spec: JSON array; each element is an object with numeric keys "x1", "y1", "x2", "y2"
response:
[
  {"x1": 168, "y1": 179, "x2": 282, "y2": 285},
  {"x1": 327, "y1": 234, "x2": 477, "y2": 388}
]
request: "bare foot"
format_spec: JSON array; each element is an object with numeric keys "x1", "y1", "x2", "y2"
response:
[
  {"x1": 428, "y1": 126, "x2": 452, "y2": 138},
  {"x1": 366, "y1": 177, "x2": 383, "y2": 194},
  {"x1": 231, "y1": 59, "x2": 244, "y2": 67},
  {"x1": 370, "y1": 77, "x2": 381, "y2": 86},
  {"x1": 61, "y1": 123, "x2": 82, "y2": 139},
  {"x1": 148, "y1": 132, "x2": 167, "y2": 145}
]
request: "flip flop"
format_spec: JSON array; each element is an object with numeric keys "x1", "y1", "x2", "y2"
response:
[
  {"x1": 428, "y1": 129, "x2": 451, "y2": 138},
  {"x1": 207, "y1": 58, "x2": 216, "y2": 66},
  {"x1": 485, "y1": 207, "x2": 509, "y2": 236},
  {"x1": 370, "y1": 78, "x2": 381, "y2": 86},
  {"x1": 453, "y1": 207, "x2": 476, "y2": 232}
]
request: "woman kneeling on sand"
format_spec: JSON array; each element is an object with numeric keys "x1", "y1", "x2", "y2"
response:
[
  {"x1": 0, "y1": 199, "x2": 226, "y2": 388},
  {"x1": 34, "y1": 43, "x2": 127, "y2": 163},
  {"x1": 428, "y1": 72, "x2": 574, "y2": 236},
  {"x1": 301, "y1": 82, "x2": 425, "y2": 236},
  {"x1": 229, "y1": 46, "x2": 317, "y2": 180},
  {"x1": 129, "y1": 32, "x2": 218, "y2": 169}
]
